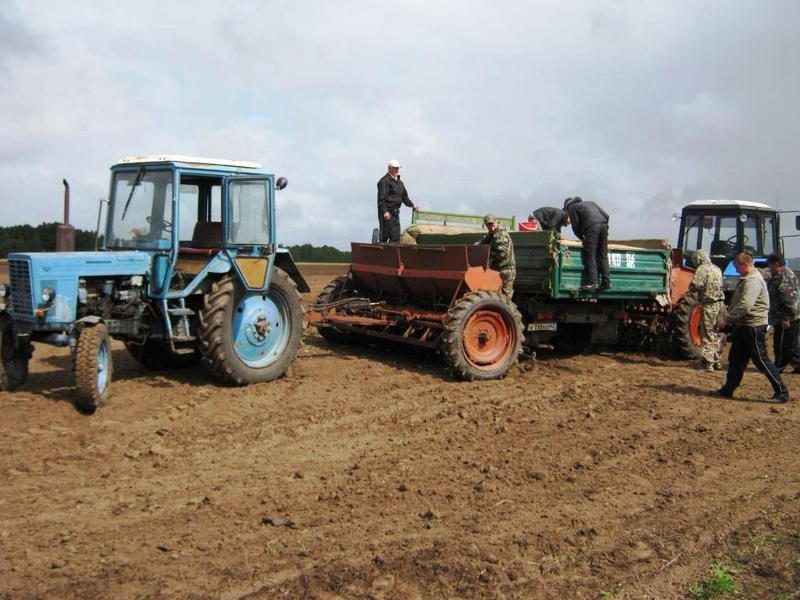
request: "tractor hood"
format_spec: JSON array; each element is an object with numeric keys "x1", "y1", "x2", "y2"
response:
[
  {"x1": 8, "y1": 251, "x2": 152, "y2": 277},
  {"x1": 6, "y1": 251, "x2": 152, "y2": 325}
]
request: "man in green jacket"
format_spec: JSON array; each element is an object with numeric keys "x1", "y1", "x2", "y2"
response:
[
  {"x1": 766, "y1": 253, "x2": 800, "y2": 373},
  {"x1": 714, "y1": 253, "x2": 789, "y2": 403}
]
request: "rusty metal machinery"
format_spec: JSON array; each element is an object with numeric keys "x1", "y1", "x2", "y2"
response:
[{"x1": 306, "y1": 243, "x2": 524, "y2": 381}]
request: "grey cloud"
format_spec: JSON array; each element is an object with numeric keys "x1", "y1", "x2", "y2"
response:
[{"x1": 0, "y1": 1, "x2": 798, "y2": 256}]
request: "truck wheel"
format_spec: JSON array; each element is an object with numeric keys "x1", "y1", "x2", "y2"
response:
[
  {"x1": 673, "y1": 293, "x2": 703, "y2": 360},
  {"x1": 75, "y1": 323, "x2": 113, "y2": 412},
  {"x1": 125, "y1": 340, "x2": 200, "y2": 370},
  {"x1": 197, "y1": 268, "x2": 303, "y2": 385},
  {"x1": 441, "y1": 290, "x2": 524, "y2": 381},
  {"x1": 0, "y1": 313, "x2": 29, "y2": 391},
  {"x1": 315, "y1": 276, "x2": 355, "y2": 345}
]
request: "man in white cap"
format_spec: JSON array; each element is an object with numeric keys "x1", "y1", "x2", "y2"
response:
[{"x1": 377, "y1": 159, "x2": 418, "y2": 243}]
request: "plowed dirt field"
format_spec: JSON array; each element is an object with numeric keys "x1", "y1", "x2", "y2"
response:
[{"x1": 1, "y1": 263, "x2": 799, "y2": 599}]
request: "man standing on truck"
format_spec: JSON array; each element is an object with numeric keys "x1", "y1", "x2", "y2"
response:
[
  {"x1": 477, "y1": 214, "x2": 516, "y2": 298},
  {"x1": 714, "y1": 253, "x2": 790, "y2": 403},
  {"x1": 377, "y1": 159, "x2": 418, "y2": 243},
  {"x1": 529, "y1": 206, "x2": 568, "y2": 233},
  {"x1": 766, "y1": 253, "x2": 800, "y2": 374},
  {"x1": 689, "y1": 249, "x2": 725, "y2": 371},
  {"x1": 563, "y1": 196, "x2": 611, "y2": 291}
]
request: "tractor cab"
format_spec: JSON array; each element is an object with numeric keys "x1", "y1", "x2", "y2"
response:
[
  {"x1": 107, "y1": 155, "x2": 296, "y2": 296},
  {"x1": 677, "y1": 200, "x2": 780, "y2": 290}
]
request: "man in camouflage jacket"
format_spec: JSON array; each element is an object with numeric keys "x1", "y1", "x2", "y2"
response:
[
  {"x1": 766, "y1": 253, "x2": 800, "y2": 373},
  {"x1": 477, "y1": 214, "x2": 515, "y2": 298},
  {"x1": 689, "y1": 249, "x2": 725, "y2": 371}
]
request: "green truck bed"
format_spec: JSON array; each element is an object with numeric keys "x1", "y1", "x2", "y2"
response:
[{"x1": 413, "y1": 230, "x2": 670, "y2": 301}]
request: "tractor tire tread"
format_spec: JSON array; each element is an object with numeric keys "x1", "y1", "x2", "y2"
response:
[
  {"x1": 75, "y1": 324, "x2": 112, "y2": 412},
  {"x1": 441, "y1": 290, "x2": 524, "y2": 381}
]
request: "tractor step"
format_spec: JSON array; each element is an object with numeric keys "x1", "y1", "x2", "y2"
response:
[
  {"x1": 167, "y1": 308, "x2": 195, "y2": 317},
  {"x1": 171, "y1": 335, "x2": 196, "y2": 343},
  {"x1": 172, "y1": 347, "x2": 196, "y2": 355}
]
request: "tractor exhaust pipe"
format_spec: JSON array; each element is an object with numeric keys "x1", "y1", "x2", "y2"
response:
[{"x1": 56, "y1": 178, "x2": 75, "y2": 252}]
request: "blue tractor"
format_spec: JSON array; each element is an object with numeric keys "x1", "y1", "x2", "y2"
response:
[
  {"x1": 0, "y1": 155, "x2": 309, "y2": 412},
  {"x1": 676, "y1": 199, "x2": 794, "y2": 291}
]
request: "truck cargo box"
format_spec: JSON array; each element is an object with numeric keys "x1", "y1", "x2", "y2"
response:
[{"x1": 413, "y1": 230, "x2": 670, "y2": 301}]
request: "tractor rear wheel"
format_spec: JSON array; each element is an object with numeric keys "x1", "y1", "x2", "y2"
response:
[
  {"x1": 673, "y1": 293, "x2": 703, "y2": 360},
  {"x1": 315, "y1": 276, "x2": 356, "y2": 345},
  {"x1": 75, "y1": 323, "x2": 113, "y2": 412},
  {"x1": 441, "y1": 290, "x2": 524, "y2": 381},
  {"x1": 0, "y1": 313, "x2": 29, "y2": 391},
  {"x1": 197, "y1": 268, "x2": 303, "y2": 385},
  {"x1": 125, "y1": 340, "x2": 200, "y2": 370}
]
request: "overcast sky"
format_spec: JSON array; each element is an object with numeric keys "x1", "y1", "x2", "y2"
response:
[{"x1": 1, "y1": 0, "x2": 799, "y2": 255}]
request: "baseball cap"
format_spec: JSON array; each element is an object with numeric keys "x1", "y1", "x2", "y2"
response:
[{"x1": 388, "y1": 159, "x2": 401, "y2": 168}]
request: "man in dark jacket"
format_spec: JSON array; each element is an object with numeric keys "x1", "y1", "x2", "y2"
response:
[
  {"x1": 766, "y1": 253, "x2": 800, "y2": 374},
  {"x1": 563, "y1": 196, "x2": 611, "y2": 291},
  {"x1": 530, "y1": 207, "x2": 568, "y2": 233},
  {"x1": 377, "y1": 159, "x2": 418, "y2": 243}
]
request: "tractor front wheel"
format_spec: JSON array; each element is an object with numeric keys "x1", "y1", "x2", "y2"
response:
[
  {"x1": 75, "y1": 323, "x2": 113, "y2": 412},
  {"x1": 0, "y1": 313, "x2": 30, "y2": 391},
  {"x1": 441, "y1": 290, "x2": 524, "y2": 381},
  {"x1": 197, "y1": 268, "x2": 303, "y2": 385}
]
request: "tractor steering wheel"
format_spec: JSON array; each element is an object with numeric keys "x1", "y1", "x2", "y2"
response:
[
  {"x1": 725, "y1": 234, "x2": 749, "y2": 245},
  {"x1": 146, "y1": 215, "x2": 172, "y2": 232}
]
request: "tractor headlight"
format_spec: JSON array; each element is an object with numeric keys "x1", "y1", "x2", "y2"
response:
[
  {"x1": 42, "y1": 287, "x2": 56, "y2": 303},
  {"x1": 0, "y1": 283, "x2": 8, "y2": 298}
]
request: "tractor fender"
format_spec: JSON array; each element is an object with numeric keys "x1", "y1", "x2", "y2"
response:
[
  {"x1": 74, "y1": 315, "x2": 105, "y2": 327},
  {"x1": 274, "y1": 251, "x2": 310, "y2": 293}
]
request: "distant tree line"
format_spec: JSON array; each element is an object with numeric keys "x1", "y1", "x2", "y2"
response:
[
  {"x1": 0, "y1": 223, "x2": 97, "y2": 257},
  {"x1": 0, "y1": 223, "x2": 350, "y2": 262},
  {"x1": 284, "y1": 244, "x2": 351, "y2": 262}
]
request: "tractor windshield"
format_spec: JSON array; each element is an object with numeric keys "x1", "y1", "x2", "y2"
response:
[
  {"x1": 682, "y1": 213, "x2": 738, "y2": 260},
  {"x1": 107, "y1": 170, "x2": 173, "y2": 250}
]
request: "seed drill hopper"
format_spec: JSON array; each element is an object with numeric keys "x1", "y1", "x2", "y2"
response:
[{"x1": 307, "y1": 243, "x2": 524, "y2": 380}]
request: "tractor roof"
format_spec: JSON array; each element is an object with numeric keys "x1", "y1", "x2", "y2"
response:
[
  {"x1": 115, "y1": 155, "x2": 262, "y2": 169},
  {"x1": 684, "y1": 199, "x2": 774, "y2": 210}
]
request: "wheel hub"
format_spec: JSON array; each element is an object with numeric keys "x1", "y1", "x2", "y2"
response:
[
  {"x1": 253, "y1": 316, "x2": 272, "y2": 340},
  {"x1": 462, "y1": 309, "x2": 513, "y2": 368}
]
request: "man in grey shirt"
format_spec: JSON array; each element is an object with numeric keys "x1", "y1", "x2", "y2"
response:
[{"x1": 714, "y1": 253, "x2": 790, "y2": 403}]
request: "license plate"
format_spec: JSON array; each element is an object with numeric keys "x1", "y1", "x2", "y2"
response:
[{"x1": 527, "y1": 322, "x2": 557, "y2": 332}]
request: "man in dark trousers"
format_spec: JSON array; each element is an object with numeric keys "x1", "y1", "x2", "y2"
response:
[
  {"x1": 377, "y1": 159, "x2": 418, "y2": 243},
  {"x1": 714, "y1": 252, "x2": 790, "y2": 403},
  {"x1": 529, "y1": 206, "x2": 568, "y2": 233},
  {"x1": 766, "y1": 253, "x2": 800, "y2": 374},
  {"x1": 563, "y1": 196, "x2": 611, "y2": 291}
]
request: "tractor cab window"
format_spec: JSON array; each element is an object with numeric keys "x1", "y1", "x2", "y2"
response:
[
  {"x1": 762, "y1": 215, "x2": 777, "y2": 256},
  {"x1": 107, "y1": 169, "x2": 173, "y2": 250},
  {"x1": 228, "y1": 180, "x2": 270, "y2": 246},
  {"x1": 682, "y1": 214, "x2": 737, "y2": 259},
  {"x1": 742, "y1": 215, "x2": 760, "y2": 255},
  {"x1": 178, "y1": 176, "x2": 223, "y2": 248}
]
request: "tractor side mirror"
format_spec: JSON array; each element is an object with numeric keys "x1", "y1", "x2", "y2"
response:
[
  {"x1": 276, "y1": 177, "x2": 288, "y2": 191},
  {"x1": 795, "y1": 215, "x2": 800, "y2": 230}
]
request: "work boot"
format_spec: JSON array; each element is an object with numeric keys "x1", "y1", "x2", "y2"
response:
[
  {"x1": 714, "y1": 362, "x2": 723, "y2": 371},
  {"x1": 765, "y1": 394, "x2": 789, "y2": 403},
  {"x1": 703, "y1": 362, "x2": 715, "y2": 372},
  {"x1": 580, "y1": 282, "x2": 599, "y2": 292},
  {"x1": 599, "y1": 280, "x2": 613, "y2": 291},
  {"x1": 711, "y1": 388, "x2": 733, "y2": 399}
]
